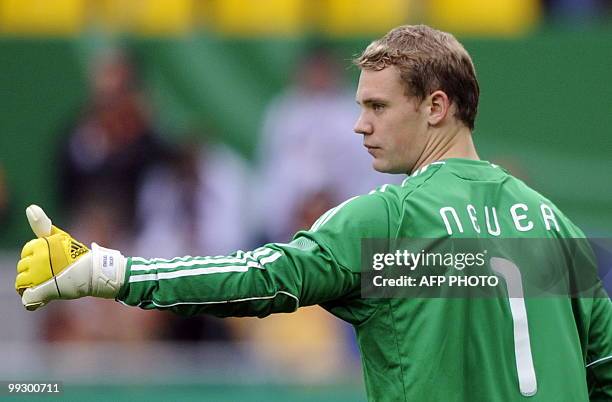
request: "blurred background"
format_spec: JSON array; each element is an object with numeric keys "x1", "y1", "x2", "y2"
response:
[{"x1": 0, "y1": 0, "x2": 611, "y2": 400}]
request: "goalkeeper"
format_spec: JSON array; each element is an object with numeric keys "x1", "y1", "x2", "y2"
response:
[{"x1": 16, "y1": 25, "x2": 612, "y2": 401}]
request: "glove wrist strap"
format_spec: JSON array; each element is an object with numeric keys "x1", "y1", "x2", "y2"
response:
[{"x1": 90, "y1": 243, "x2": 126, "y2": 298}]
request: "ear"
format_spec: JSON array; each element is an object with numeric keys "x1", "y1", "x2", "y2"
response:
[{"x1": 427, "y1": 90, "x2": 450, "y2": 126}]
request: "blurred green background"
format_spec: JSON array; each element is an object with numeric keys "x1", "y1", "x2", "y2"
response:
[{"x1": 1, "y1": 26, "x2": 611, "y2": 247}]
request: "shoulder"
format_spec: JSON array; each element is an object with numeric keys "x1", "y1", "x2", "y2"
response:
[
  {"x1": 325, "y1": 163, "x2": 449, "y2": 226},
  {"x1": 310, "y1": 192, "x2": 391, "y2": 232},
  {"x1": 298, "y1": 187, "x2": 399, "y2": 273},
  {"x1": 303, "y1": 179, "x2": 413, "y2": 239},
  {"x1": 370, "y1": 161, "x2": 448, "y2": 206}
]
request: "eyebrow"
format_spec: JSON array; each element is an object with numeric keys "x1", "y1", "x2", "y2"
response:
[{"x1": 356, "y1": 97, "x2": 387, "y2": 106}]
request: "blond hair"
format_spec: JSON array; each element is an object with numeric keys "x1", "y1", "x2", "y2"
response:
[{"x1": 354, "y1": 25, "x2": 479, "y2": 130}]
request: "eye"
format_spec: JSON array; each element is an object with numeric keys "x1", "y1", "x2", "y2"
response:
[{"x1": 372, "y1": 103, "x2": 385, "y2": 112}]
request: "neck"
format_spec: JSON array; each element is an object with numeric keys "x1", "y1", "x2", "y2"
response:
[{"x1": 411, "y1": 124, "x2": 479, "y2": 174}]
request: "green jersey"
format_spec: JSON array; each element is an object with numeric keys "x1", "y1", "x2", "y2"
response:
[{"x1": 118, "y1": 158, "x2": 612, "y2": 401}]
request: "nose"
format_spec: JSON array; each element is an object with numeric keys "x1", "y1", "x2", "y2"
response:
[{"x1": 353, "y1": 113, "x2": 373, "y2": 136}]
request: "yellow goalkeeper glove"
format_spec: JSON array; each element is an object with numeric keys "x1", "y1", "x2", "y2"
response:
[{"x1": 15, "y1": 205, "x2": 126, "y2": 311}]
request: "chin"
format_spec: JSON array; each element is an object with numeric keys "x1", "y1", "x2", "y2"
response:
[
  {"x1": 372, "y1": 160, "x2": 393, "y2": 174},
  {"x1": 373, "y1": 161, "x2": 409, "y2": 175}
]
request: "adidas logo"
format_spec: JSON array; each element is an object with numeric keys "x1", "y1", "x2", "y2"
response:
[{"x1": 70, "y1": 241, "x2": 87, "y2": 259}]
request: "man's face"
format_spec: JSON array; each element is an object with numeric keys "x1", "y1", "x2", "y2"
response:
[{"x1": 354, "y1": 66, "x2": 429, "y2": 174}]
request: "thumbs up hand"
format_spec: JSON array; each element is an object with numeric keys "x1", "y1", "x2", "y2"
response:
[
  {"x1": 16, "y1": 204, "x2": 126, "y2": 311},
  {"x1": 15, "y1": 205, "x2": 91, "y2": 310}
]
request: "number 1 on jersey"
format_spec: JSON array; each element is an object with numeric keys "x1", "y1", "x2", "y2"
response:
[{"x1": 491, "y1": 257, "x2": 538, "y2": 397}]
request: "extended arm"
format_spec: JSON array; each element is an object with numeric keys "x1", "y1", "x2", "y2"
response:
[
  {"x1": 16, "y1": 197, "x2": 389, "y2": 317},
  {"x1": 118, "y1": 236, "x2": 359, "y2": 317}
]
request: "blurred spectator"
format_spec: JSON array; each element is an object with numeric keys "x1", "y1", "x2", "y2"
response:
[
  {"x1": 133, "y1": 136, "x2": 253, "y2": 259},
  {"x1": 44, "y1": 134, "x2": 249, "y2": 343},
  {"x1": 67, "y1": 193, "x2": 131, "y2": 248},
  {"x1": 45, "y1": 49, "x2": 177, "y2": 344},
  {"x1": 58, "y1": 48, "x2": 170, "y2": 236},
  {"x1": 255, "y1": 44, "x2": 401, "y2": 243},
  {"x1": 132, "y1": 135, "x2": 252, "y2": 342}
]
